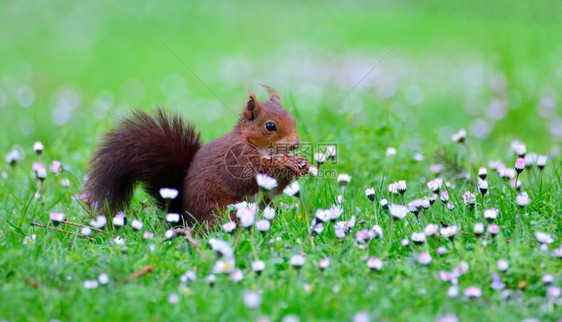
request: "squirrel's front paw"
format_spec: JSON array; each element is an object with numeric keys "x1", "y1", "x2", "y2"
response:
[
  {"x1": 279, "y1": 154, "x2": 309, "y2": 179},
  {"x1": 292, "y1": 154, "x2": 309, "y2": 176}
]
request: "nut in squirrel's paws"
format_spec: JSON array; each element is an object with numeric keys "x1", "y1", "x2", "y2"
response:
[{"x1": 261, "y1": 153, "x2": 309, "y2": 178}]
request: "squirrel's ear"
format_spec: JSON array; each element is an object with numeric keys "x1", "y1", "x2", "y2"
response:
[
  {"x1": 260, "y1": 84, "x2": 281, "y2": 104},
  {"x1": 243, "y1": 90, "x2": 262, "y2": 121}
]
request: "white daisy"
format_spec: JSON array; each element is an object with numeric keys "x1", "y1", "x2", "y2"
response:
[
  {"x1": 256, "y1": 173, "x2": 278, "y2": 191},
  {"x1": 159, "y1": 187, "x2": 179, "y2": 200}
]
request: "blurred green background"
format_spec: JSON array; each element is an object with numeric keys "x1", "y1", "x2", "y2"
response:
[{"x1": 1, "y1": 0, "x2": 561, "y2": 163}]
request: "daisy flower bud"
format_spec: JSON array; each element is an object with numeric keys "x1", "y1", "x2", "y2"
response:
[
  {"x1": 159, "y1": 188, "x2": 179, "y2": 200},
  {"x1": 473, "y1": 223, "x2": 484, "y2": 236},
  {"x1": 462, "y1": 191, "x2": 476, "y2": 208},
  {"x1": 379, "y1": 198, "x2": 389, "y2": 210},
  {"x1": 424, "y1": 224, "x2": 438, "y2": 236},
  {"x1": 413, "y1": 153, "x2": 424, "y2": 162},
  {"x1": 427, "y1": 178, "x2": 442, "y2": 193},
  {"x1": 440, "y1": 226, "x2": 458, "y2": 240},
  {"x1": 440, "y1": 191, "x2": 449, "y2": 203},
  {"x1": 143, "y1": 231, "x2": 154, "y2": 240},
  {"x1": 222, "y1": 221, "x2": 236, "y2": 233},
  {"x1": 180, "y1": 270, "x2": 196, "y2": 284},
  {"x1": 328, "y1": 205, "x2": 343, "y2": 221},
  {"x1": 537, "y1": 155, "x2": 547, "y2": 171},
  {"x1": 418, "y1": 252, "x2": 432, "y2": 265},
  {"x1": 230, "y1": 270, "x2": 244, "y2": 282},
  {"x1": 165, "y1": 213, "x2": 181, "y2": 224},
  {"x1": 385, "y1": 147, "x2": 397, "y2": 157},
  {"x1": 50, "y1": 160, "x2": 62, "y2": 176},
  {"x1": 429, "y1": 164, "x2": 444, "y2": 175},
  {"x1": 478, "y1": 167, "x2": 487, "y2": 180},
  {"x1": 283, "y1": 181, "x2": 300, "y2": 198},
  {"x1": 478, "y1": 179, "x2": 488, "y2": 195},
  {"x1": 437, "y1": 246, "x2": 447, "y2": 255},
  {"x1": 164, "y1": 229, "x2": 175, "y2": 240},
  {"x1": 515, "y1": 193, "x2": 530, "y2": 208},
  {"x1": 313, "y1": 153, "x2": 327, "y2": 166},
  {"x1": 83, "y1": 280, "x2": 99, "y2": 289},
  {"x1": 451, "y1": 128, "x2": 467, "y2": 143},
  {"x1": 131, "y1": 219, "x2": 143, "y2": 231},
  {"x1": 411, "y1": 232, "x2": 426, "y2": 245},
  {"x1": 114, "y1": 236, "x2": 125, "y2": 245},
  {"x1": 288, "y1": 254, "x2": 305, "y2": 269},
  {"x1": 336, "y1": 195, "x2": 344, "y2": 204},
  {"x1": 546, "y1": 286, "x2": 561, "y2": 299},
  {"x1": 6, "y1": 148, "x2": 23, "y2": 165},
  {"x1": 308, "y1": 166, "x2": 319, "y2": 177},
  {"x1": 446, "y1": 201, "x2": 455, "y2": 211},
  {"x1": 263, "y1": 207, "x2": 276, "y2": 221},
  {"x1": 318, "y1": 258, "x2": 331, "y2": 271},
  {"x1": 447, "y1": 286, "x2": 459, "y2": 298},
  {"x1": 98, "y1": 273, "x2": 110, "y2": 285},
  {"x1": 396, "y1": 180, "x2": 407, "y2": 195},
  {"x1": 516, "y1": 144, "x2": 526, "y2": 157},
  {"x1": 81, "y1": 226, "x2": 92, "y2": 236},
  {"x1": 237, "y1": 207, "x2": 255, "y2": 228},
  {"x1": 428, "y1": 194, "x2": 437, "y2": 205},
  {"x1": 401, "y1": 238, "x2": 409, "y2": 246},
  {"x1": 464, "y1": 286, "x2": 482, "y2": 299},
  {"x1": 33, "y1": 141, "x2": 44, "y2": 155},
  {"x1": 534, "y1": 231, "x2": 554, "y2": 244},
  {"x1": 389, "y1": 204, "x2": 408, "y2": 220},
  {"x1": 255, "y1": 219, "x2": 271, "y2": 232},
  {"x1": 421, "y1": 198, "x2": 431, "y2": 210},
  {"x1": 251, "y1": 260, "x2": 266, "y2": 275},
  {"x1": 365, "y1": 188, "x2": 376, "y2": 202},
  {"x1": 542, "y1": 274, "x2": 554, "y2": 285},
  {"x1": 90, "y1": 215, "x2": 107, "y2": 229},
  {"x1": 167, "y1": 293, "x2": 179, "y2": 304},
  {"x1": 371, "y1": 225, "x2": 383, "y2": 238},
  {"x1": 209, "y1": 238, "x2": 234, "y2": 258},
  {"x1": 255, "y1": 173, "x2": 278, "y2": 191},
  {"x1": 315, "y1": 209, "x2": 330, "y2": 223},
  {"x1": 497, "y1": 259, "x2": 509, "y2": 272},
  {"x1": 49, "y1": 212, "x2": 66, "y2": 225},
  {"x1": 337, "y1": 173, "x2": 351, "y2": 192},
  {"x1": 36, "y1": 166, "x2": 47, "y2": 181},
  {"x1": 206, "y1": 274, "x2": 216, "y2": 286},
  {"x1": 408, "y1": 201, "x2": 421, "y2": 216},
  {"x1": 483, "y1": 209, "x2": 498, "y2": 221},
  {"x1": 487, "y1": 224, "x2": 500, "y2": 236},
  {"x1": 366, "y1": 257, "x2": 383, "y2": 271},
  {"x1": 514, "y1": 158, "x2": 525, "y2": 174},
  {"x1": 243, "y1": 290, "x2": 261, "y2": 309},
  {"x1": 113, "y1": 211, "x2": 127, "y2": 227}
]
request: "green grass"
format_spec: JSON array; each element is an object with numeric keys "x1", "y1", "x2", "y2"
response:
[{"x1": 1, "y1": 1, "x2": 561, "y2": 321}]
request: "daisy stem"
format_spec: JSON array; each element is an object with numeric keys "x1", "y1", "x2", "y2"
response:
[
  {"x1": 250, "y1": 227, "x2": 259, "y2": 261},
  {"x1": 234, "y1": 225, "x2": 243, "y2": 248}
]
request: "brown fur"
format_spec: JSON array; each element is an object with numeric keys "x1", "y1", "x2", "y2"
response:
[{"x1": 85, "y1": 88, "x2": 309, "y2": 226}]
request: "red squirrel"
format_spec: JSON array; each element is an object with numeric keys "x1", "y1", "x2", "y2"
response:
[{"x1": 84, "y1": 86, "x2": 309, "y2": 226}]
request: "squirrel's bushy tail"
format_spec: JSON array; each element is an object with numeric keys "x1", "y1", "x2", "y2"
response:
[{"x1": 85, "y1": 108, "x2": 202, "y2": 215}]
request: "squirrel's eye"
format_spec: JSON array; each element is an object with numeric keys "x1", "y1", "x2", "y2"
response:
[{"x1": 265, "y1": 122, "x2": 277, "y2": 132}]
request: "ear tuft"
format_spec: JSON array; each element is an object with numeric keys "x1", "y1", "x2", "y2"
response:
[
  {"x1": 243, "y1": 90, "x2": 261, "y2": 121},
  {"x1": 260, "y1": 84, "x2": 281, "y2": 103}
]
